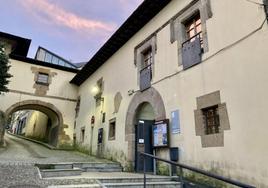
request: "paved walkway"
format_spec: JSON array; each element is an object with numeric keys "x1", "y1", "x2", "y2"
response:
[
  {"x1": 0, "y1": 134, "x2": 108, "y2": 188},
  {"x1": 0, "y1": 133, "x2": 108, "y2": 164}
]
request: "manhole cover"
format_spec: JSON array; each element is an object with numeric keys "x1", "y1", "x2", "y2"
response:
[{"x1": 9, "y1": 185, "x2": 43, "y2": 188}]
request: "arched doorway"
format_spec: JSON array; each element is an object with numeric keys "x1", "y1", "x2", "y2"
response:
[
  {"x1": 5, "y1": 100, "x2": 63, "y2": 147},
  {"x1": 125, "y1": 87, "x2": 166, "y2": 171}
]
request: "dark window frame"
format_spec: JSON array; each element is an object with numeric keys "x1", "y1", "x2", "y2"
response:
[
  {"x1": 202, "y1": 105, "x2": 220, "y2": 135},
  {"x1": 140, "y1": 47, "x2": 153, "y2": 80},
  {"x1": 108, "y1": 119, "x2": 116, "y2": 141}
]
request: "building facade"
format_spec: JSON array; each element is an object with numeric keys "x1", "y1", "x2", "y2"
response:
[
  {"x1": 0, "y1": 0, "x2": 268, "y2": 187},
  {"x1": 70, "y1": 0, "x2": 268, "y2": 186}
]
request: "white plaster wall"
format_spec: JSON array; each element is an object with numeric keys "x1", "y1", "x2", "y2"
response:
[{"x1": 75, "y1": 0, "x2": 267, "y2": 186}]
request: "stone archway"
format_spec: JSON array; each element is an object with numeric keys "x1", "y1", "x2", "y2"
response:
[
  {"x1": 5, "y1": 100, "x2": 64, "y2": 147},
  {"x1": 125, "y1": 87, "x2": 166, "y2": 164}
]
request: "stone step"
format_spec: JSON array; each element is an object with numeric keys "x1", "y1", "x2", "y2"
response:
[
  {"x1": 74, "y1": 162, "x2": 122, "y2": 172},
  {"x1": 84, "y1": 167, "x2": 122, "y2": 172},
  {"x1": 74, "y1": 162, "x2": 121, "y2": 169},
  {"x1": 102, "y1": 181, "x2": 181, "y2": 188},
  {"x1": 40, "y1": 168, "x2": 83, "y2": 178},
  {"x1": 99, "y1": 177, "x2": 175, "y2": 183},
  {"x1": 47, "y1": 184, "x2": 101, "y2": 188}
]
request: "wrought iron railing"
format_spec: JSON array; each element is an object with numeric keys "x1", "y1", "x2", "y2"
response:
[
  {"x1": 182, "y1": 32, "x2": 203, "y2": 47},
  {"x1": 139, "y1": 152, "x2": 255, "y2": 188}
]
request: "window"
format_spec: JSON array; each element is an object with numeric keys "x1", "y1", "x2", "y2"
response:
[
  {"x1": 141, "y1": 48, "x2": 153, "y2": 78},
  {"x1": 170, "y1": 0, "x2": 212, "y2": 67},
  {"x1": 52, "y1": 56, "x2": 59, "y2": 65},
  {"x1": 108, "y1": 119, "x2": 116, "y2": 140},
  {"x1": 36, "y1": 73, "x2": 49, "y2": 85},
  {"x1": 134, "y1": 35, "x2": 156, "y2": 92},
  {"x1": 181, "y1": 12, "x2": 202, "y2": 70},
  {"x1": 202, "y1": 106, "x2": 220, "y2": 135},
  {"x1": 44, "y1": 52, "x2": 52, "y2": 63},
  {"x1": 75, "y1": 97, "x2": 81, "y2": 118},
  {"x1": 139, "y1": 48, "x2": 153, "y2": 91},
  {"x1": 184, "y1": 13, "x2": 203, "y2": 45},
  {"x1": 81, "y1": 128, "x2": 85, "y2": 143},
  {"x1": 102, "y1": 112, "x2": 106, "y2": 123},
  {"x1": 194, "y1": 91, "x2": 230, "y2": 148},
  {"x1": 94, "y1": 78, "x2": 104, "y2": 106}
]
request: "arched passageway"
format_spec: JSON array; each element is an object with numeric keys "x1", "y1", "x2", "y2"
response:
[{"x1": 5, "y1": 100, "x2": 63, "y2": 146}]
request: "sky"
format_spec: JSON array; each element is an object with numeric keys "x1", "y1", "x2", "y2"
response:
[{"x1": 0, "y1": 0, "x2": 143, "y2": 63}]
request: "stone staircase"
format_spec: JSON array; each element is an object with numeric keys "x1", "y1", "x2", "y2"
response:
[
  {"x1": 98, "y1": 177, "x2": 181, "y2": 188},
  {"x1": 38, "y1": 162, "x2": 122, "y2": 178},
  {"x1": 39, "y1": 162, "x2": 181, "y2": 188}
]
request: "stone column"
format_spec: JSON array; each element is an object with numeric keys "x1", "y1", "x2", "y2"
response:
[{"x1": 0, "y1": 111, "x2": 6, "y2": 146}]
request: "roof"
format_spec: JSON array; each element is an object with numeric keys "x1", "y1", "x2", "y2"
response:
[
  {"x1": 74, "y1": 62, "x2": 87, "y2": 68},
  {"x1": 70, "y1": 0, "x2": 171, "y2": 86},
  {"x1": 10, "y1": 54, "x2": 79, "y2": 73},
  {"x1": 35, "y1": 46, "x2": 78, "y2": 69},
  {"x1": 0, "y1": 31, "x2": 31, "y2": 57}
]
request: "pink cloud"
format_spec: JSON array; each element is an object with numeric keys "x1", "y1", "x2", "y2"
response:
[{"x1": 19, "y1": 0, "x2": 116, "y2": 34}]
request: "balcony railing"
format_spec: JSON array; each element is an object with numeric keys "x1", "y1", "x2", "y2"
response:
[
  {"x1": 182, "y1": 32, "x2": 202, "y2": 70},
  {"x1": 140, "y1": 64, "x2": 152, "y2": 91},
  {"x1": 139, "y1": 152, "x2": 255, "y2": 188}
]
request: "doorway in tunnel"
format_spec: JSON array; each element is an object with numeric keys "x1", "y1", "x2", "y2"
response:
[{"x1": 5, "y1": 100, "x2": 63, "y2": 147}]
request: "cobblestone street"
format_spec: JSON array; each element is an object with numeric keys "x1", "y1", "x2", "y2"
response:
[{"x1": 0, "y1": 134, "x2": 105, "y2": 188}]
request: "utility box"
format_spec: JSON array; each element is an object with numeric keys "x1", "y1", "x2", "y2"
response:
[
  {"x1": 170, "y1": 147, "x2": 179, "y2": 176},
  {"x1": 170, "y1": 147, "x2": 179, "y2": 161}
]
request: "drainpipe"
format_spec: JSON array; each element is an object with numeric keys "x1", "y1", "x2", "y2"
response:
[{"x1": 264, "y1": 0, "x2": 268, "y2": 20}]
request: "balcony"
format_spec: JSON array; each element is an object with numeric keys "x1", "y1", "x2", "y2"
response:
[
  {"x1": 182, "y1": 32, "x2": 202, "y2": 70},
  {"x1": 140, "y1": 64, "x2": 152, "y2": 91}
]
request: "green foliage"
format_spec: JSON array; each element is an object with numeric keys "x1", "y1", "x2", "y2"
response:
[
  {"x1": 0, "y1": 44, "x2": 12, "y2": 94},
  {"x1": 183, "y1": 170, "x2": 228, "y2": 188},
  {"x1": 156, "y1": 162, "x2": 170, "y2": 176},
  {"x1": 58, "y1": 142, "x2": 74, "y2": 150}
]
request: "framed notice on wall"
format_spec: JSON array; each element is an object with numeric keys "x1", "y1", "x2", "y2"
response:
[{"x1": 153, "y1": 119, "x2": 169, "y2": 148}]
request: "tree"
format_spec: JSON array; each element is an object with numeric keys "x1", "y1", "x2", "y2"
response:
[{"x1": 0, "y1": 44, "x2": 12, "y2": 94}]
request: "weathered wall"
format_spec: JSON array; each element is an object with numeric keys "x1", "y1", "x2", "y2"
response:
[
  {"x1": 75, "y1": 0, "x2": 268, "y2": 186},
  {"x1": 25, "y1": 111, "x2": 48, "y2": 140}
]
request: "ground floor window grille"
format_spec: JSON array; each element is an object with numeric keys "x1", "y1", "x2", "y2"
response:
[{"x1": 202, "y1": 106, "x2": 220, "y2": 135}]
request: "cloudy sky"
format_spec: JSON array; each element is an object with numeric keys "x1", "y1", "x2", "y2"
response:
[{"x1": 0, "y1": 0, "x2": 143, "y2": 63}]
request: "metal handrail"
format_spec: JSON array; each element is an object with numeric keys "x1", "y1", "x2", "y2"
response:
[
  {"x1": 182, "y1": 31, "x2": 202, "y2": 46},
  {"x1": 140, "y1": 63, "x2": 152, "y2": 73},
  {"x1": 139, "y1": 152, "x2": 255, "y2": 188}
]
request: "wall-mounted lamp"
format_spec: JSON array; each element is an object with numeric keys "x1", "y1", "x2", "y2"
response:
[{"x1": 91, "y1": 86, "x2": 100, "y2": 96}]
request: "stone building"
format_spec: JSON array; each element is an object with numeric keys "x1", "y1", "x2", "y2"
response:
[
  {"x1": 0, "y1": 0, "x2": 268, "y2": 186},
  {"x1": 70, "y1": 0, "x2": 268, "y2": 186}
]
